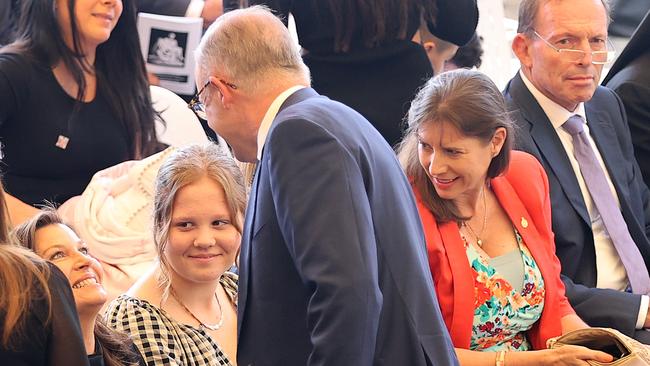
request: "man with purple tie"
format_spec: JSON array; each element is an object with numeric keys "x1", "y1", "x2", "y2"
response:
[{"x1": 504, "y1": 0, "x2": 650, "y2": 343}]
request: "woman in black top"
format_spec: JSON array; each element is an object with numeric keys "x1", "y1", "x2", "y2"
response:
[{"x1": 0, "y1": 0, "x2": 160, "y2": 224}]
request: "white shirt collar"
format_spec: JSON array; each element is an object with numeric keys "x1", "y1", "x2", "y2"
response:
[
  {"x1": 519, "y1": 70, "x2": 587, "y2": 130},
  {"x1": 256, "y1": 85, "x2": 306, "y2": 160}
]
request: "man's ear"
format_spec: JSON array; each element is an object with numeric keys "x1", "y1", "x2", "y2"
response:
[
  {"x1": 512, "y1": 33, "x2": 533, "y2": 69},
  {"x1": 209, "y1": 75, "x2": 234, "y2": 108}
]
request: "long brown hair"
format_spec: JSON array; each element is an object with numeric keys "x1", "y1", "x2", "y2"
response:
[
  {"x1": 327, "y1": 0, "x2": 437, "y2": 52},
  {"x1": 397, "y1": 69, "x2": 515, "y2": 223},
  {"x1": 12, "y1": 209, "x2": 142, "y2": 366},
  {"x1": 153, "y1": 142, "x2": 247, "y2": 299},
  {"x1": 8, "y1": 0, "x2": 161, "y2": 158},
  {"x1": 0, "y1": 244, "x2": 51, "y2": 350},
  {"x1": 236, "y1": 0, "x2": 438, "y2": 52}
]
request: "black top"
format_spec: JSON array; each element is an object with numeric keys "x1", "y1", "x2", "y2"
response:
[
  {"x1": 0, "y1": 53, "x2": 130, "y2": 205},
  {"x1": 0, "y1": 263, "x2": 90, "y2": 366},
  {"x1": 225, "y1": 0, "x2": 432, "y2": 147}
]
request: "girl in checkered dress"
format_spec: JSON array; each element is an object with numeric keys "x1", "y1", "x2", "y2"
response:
[{"x1": 107, "y1": 143, "x2": 247, "y2": 365}]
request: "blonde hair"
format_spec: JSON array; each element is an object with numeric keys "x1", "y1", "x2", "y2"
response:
[
  {"x1": 153, "y1": 142, "x2": 247, "y2": 297},
  {"x1": 0, "y1": 244, "x2": 51, "y2": 349}
]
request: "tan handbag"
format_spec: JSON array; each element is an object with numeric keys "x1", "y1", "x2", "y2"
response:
[{"x1": 547, "y1": 327, "x2": 650, "y2": 365}]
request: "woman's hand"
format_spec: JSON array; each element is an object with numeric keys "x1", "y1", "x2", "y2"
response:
[{"x1": 539, "y1": 345, "x2": 614, "y2": 365}]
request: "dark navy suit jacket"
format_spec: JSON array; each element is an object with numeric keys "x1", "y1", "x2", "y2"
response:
[
  {"x1": 237, "y1": 88, "x2": 458, "y2": 366},
  {"x1": 504, "y1": 73, "x2": 650, "y2": 342}
]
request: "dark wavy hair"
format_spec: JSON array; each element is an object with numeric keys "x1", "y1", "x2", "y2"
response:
[
  {"x1": 12, "y1": 209, "x2": 142, "y2": 366},
  {"x1": 7, "y1": 0, "x2": 160, "y2": 158}
]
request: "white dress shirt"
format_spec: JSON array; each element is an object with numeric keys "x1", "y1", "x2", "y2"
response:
[{"x1": 256, "y1": 85, "x2": 306, "y2": 161}]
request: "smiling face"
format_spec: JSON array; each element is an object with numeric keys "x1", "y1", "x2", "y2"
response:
[
  {"x1": 34, "y1": 224, "x2": 107, "y2": 314},
  {"x1": 519, "y1": 0, "x2": 608, "y2": 111},
  {"x1": 56, "y1": 0, "x2": 123, "y2": 52},
  {"x1": 164, "y1": 176, "x2": 241, "y2": 288},
  {"x1": 417, "y1": 120, "x2": 505, "y2": 209}
]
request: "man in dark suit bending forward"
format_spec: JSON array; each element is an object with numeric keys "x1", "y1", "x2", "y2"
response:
[{"x1": 193, "y1": 6, "x2": 458, "y2": 365}]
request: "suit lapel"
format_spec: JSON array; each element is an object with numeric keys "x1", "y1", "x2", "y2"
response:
[
  {"x1": 436, "y1": 221, "x2": 474, "y2": 345},
  {"x1": 237, "y1": 161, "x2": 262, "y2": 338},
  {"x1": 277, "y1": 87, "x2": 319, "y2": 114},
  {"x1": 509, "y1": 74, "x2": 590, "y2": 225},
  {"x1": 237, "y1": 87, "x2": 319, "y2": 338},
  {"x1": 585, "y1": 102, "x2": 632, "y2": 205}
]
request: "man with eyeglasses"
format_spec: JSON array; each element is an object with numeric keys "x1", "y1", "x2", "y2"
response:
[
  {"x1": 504, "y1": 0, "x2": 650, "y2": 343},
  {"x1": 192, "y1": 6, "x2": 458, "y2": 366}
]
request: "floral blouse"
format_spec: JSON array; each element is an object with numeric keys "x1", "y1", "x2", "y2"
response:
[{"x1": 466, "y1": 230, "x2": 545, "y2": 351}]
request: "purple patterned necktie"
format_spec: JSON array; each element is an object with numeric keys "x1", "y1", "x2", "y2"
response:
[{"x1": 563, "y1": 115, "x2": 650, "y2": 295}]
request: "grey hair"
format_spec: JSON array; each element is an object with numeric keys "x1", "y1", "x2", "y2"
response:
[
  {"x1": 517, "y1": 0, "x2": 611, "y2": 34},
  {"x1": 153, "y1": 142, "x2": 247, "y2": 298},
  {"x1": 194, "y1": 5, "x2": 310, "y2": 94}
]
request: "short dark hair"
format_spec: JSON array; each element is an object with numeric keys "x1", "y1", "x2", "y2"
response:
[
  {"x1": 397, "y1": 69, "x2": 514, "y2": 222},
  {"x1": 448, "y1": 33, "x2": 484, "y2": 69}
]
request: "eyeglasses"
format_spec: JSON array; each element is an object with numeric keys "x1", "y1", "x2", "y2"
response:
[
  {"x1": 187, "y1": 78, "x2": 238, "y2": 120},
  {"x1": 532, "y1": 30, "x2": 616, "y2": 65}
]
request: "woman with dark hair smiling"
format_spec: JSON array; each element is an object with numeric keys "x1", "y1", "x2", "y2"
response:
[
  {"x1": 0, "y1": 180, "x2": 90, "y2": 365},
  {"x1": 398, "y1": 69, "x2": 613, "y2": 365},
  {"x1": 12, "y1": 209, "x2": 145, "y2": 366},
  {"x1": 0, "y1": 0, "x2": 161, "y2": 224}
]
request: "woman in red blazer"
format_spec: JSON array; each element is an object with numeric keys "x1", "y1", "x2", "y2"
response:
[{"x1": 397, "y1": 69, "x2": 612, "y2": 365}]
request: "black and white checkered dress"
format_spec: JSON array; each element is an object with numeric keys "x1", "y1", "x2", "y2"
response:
[{"x1": 106, "y1": 273, "x2": 238, "y2": 366}]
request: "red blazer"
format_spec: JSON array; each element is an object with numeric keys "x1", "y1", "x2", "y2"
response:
[{"x1": 415, "y1": 151, "x2": 575, "y2": 350}]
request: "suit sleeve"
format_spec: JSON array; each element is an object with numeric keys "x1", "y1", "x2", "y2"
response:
[
  {"x1": 562, "y1": 276, "x2": 642, "y2": 336},
  {"x1": 136, "y1": 0, "x2": 192, "y2": 16},
  {"x1": 266, "y1": 118, "x2": 381, "y2": 366}
]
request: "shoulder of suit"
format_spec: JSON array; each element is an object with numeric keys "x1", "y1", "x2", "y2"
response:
[
  {"x1": 504, "y1": 151, "x2": 544, "y2": 182},
  {"x1": 593, "y1": 84, "x2": 619, "y2": 100}
]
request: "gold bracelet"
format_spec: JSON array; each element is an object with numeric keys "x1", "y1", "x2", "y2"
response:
[{"x1": 495, "y1": 350, "x2": 506, "y2": 366}]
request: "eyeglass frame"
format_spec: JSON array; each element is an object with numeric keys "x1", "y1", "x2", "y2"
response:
[
  {"x1": 187, "y1": 78, "x2": 238, "y2": 120},
  {"x1": 531, "y1": 30, "x2": 616, "y2": 65}
]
